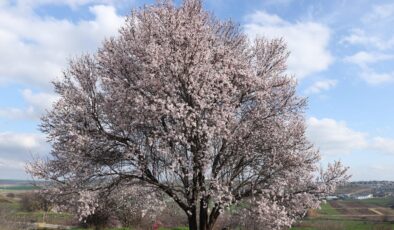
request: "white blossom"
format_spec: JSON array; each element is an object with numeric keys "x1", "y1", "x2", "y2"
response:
[{"x1": 28, "y1": 1, "x2": 349, "y2": 229}]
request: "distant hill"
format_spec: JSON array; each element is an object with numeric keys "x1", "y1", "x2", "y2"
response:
[
  {"x1": 0, "y1": 179, "x2": 46, "y2": 191},
  {"x1": 0, "y1": 179, "x2": 34, "y2": 185},
  {"x1": 336, "y1": 181, "x2": 394, "y2": 197}
]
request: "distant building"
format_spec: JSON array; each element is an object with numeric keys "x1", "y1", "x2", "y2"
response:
[
  {"x1": 338, "y1": 194, "x2": 351, "y2": 200},
  {"x1": 325, "y1": 195, "x2": 338, "y2": 200},
  {"x1": 356, "y1": 194, "x2": 373, "y2": 200}
]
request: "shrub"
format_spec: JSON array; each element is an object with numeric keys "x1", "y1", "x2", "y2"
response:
[{"x1": 19, "y1": 192, "x2": 50, "y2": 212}]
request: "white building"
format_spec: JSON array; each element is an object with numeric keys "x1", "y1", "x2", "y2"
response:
[
  {"x1": 356, "y1": 194, "x2": 373, "y2": 200},
  {"x1": 325, "y1": 195, "x2": 338, "y2": 200}
]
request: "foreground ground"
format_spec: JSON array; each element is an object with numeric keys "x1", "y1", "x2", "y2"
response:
[
  {"x1": 0, "y1": 184, "x2": 187, "y2": 230},
  {"x1": 2, "y1": 180, "x2": 394, "y2": 229}
]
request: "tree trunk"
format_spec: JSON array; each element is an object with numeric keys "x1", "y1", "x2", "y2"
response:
[
  {"x1": 188, "y1": 204, "x2": 220, "y2": 230},
  {"x1": 207, "y1": 206, "x2": 220, "y2": 230},
  {"x1": 199, "y1": 198, "x2": 208, "y2": 230},
  {"x1": 188, "y1": 211, "x2": 198, "y2": 230}
]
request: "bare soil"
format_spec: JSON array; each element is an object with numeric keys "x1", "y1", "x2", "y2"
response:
[{"x1": 329, "y1": 200, "x2": 394, "y2": 221}]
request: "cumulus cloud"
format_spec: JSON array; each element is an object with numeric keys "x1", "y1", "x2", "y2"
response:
[
  {"x1": 0, "y1": 131, "x2": 48, "y2": 178},
  {"x1": 344, "y1": 51, "x2": 394, "y2": 67},
  {"x1": 351, "y1": 163, "x2": 394, "y2": 181},
  {"x1": 0, "y1": 2, "x2": 125, "y2": 89},
  {"x1": 0, "y1": 132, "x2": 48, "y2": 178},
  {"x1": 244, "y1": 11, "x2": 332, "y2": 79},
  {"x1": 371, "y1": 137, "x2": 394, "y2": 155},
  {"x1": 342, "y1": 29, "x2": 394, "y2": 50},
  {"x1": 307, "y1": 117, "x2": 394, "y2": 156},
  {"x1": 14, "y1": 0, "x2": 132, "y2": 10},
  {"x1": 0, "y1": 132, "x2": 48, "y2": 156},
  {"x1": 344, "y1": 51, "x2": 394, "y2": 85},
  {"x1": 307, "y1": 117, "x2": 368, "y2": 155},
  {"x1": 0, "y1": 89, "x2": 59, "y2": 120},
  {"x1": 21, "y1": 89, "x2": 59, "y2": 113},
  {"x1": 304, "y1": 79, "x2": 337, "y2": 95},
  {"x1": 366, "y1": 3, "x2": 394, "y2": 21},
  {"x1": 342, "y1": 3, "x2": 394, "y2": 86},
  {"x1": 0, "y1": 107, "x2": 36, "y2": 120},
  {"x1": 0, "y1": 158, "x2": 26, "y2": 170},
  {"x1": 361, "y1": 70, "x2": 394, "y2": 85},
  {"x1": 0, "y1": 1, "x2": 128, "y2": 178}
]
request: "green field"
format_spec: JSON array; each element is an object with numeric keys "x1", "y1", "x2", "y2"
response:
[
  {"x1": 291, "y1": 199, "x2": 394, "y2": 230},
  {"x1": 357, "y1": 197, "x2": 394, "y2": 207}
]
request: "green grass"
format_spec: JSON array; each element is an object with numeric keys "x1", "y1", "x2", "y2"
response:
[
  {"x1": 46, "y1": 226, "x2": 133, "y2": 230},
  {"x1": 0, "y1": 193, "x2": 73, "y2": 226},
  {"x1": 70, "y1": 227, "x2": 187, "y2": 230},
  {"x1": 318, "y1": 202, "x2": 341, "y2": 216},
  {"x1": 291, "y1": 227, "x2": 315, "y2": 230},
  {"x1": 159, "y1": 228, "x2": 188, "y2": 230},
  {"x1": 356, "y1": 197, "x2": 394, "y2": 207}
]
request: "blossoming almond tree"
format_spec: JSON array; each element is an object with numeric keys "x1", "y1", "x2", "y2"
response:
[{"x1": 28, "y1": 0, "x2": 349, "y2": 229}]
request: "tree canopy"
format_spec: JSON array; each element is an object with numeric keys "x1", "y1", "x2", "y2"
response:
[{"x1": 28, "y1": 1, "x2": 349, "y2": 229}]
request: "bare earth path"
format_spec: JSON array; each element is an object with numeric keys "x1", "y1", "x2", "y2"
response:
[{"x1": 369, "y1": 208, "x2": 384, "y2": 216}]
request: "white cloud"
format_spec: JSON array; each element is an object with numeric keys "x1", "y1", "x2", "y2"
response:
[
  {"x1": 0, "y1": 2, "x2": 124, "y2": 122},
  {"x1": 21, "y1": 89, "x2": 59, "y2": 113},
  {"x1": 307, "y1": 117, "x2": 368, "y2": 155},
  {"x1": 0, "y1": 3, "x2": 125, "y2": 89},
  {"x1": 0, "y1": 132, "x2": 48, "y2": 177},
  {"x1": 0, "y1": 132, "x2": 46, "y2": 153},
  {"x1": 366, "y1": 3, "x2": 394, "y2": 21},
  {"x1": 304, "y1": 79, "x2": 337, "y2": 95},
  {"x1": 341, "y1": 29, "x2": 394, "y2": 50},
  {"x1": 244, "y1": 11, "x2": 332, "y2": 79},
  {"x1": 308, "y1": 117, "x2": 394, "y2": 156},
  {"x1": 0, "y1": 1, "x2": 125, "y2": 179},
  {"x1": 0, "y1": 158, "x2": 26, "y2": 170},
  {"x1": 0, "y1": 107, "x2": 36, "y2": 120},
  {"x1": 343, "y1": 50, "x2": 394, "y2": 86},
  {"x1": 344, "y1": 51, "x2": 394, "y2": 67},
  {"x1": 261, "y1": 0, "x2": 294, "y2": 7},
  {"x1": 14, "y1": 0, "x2": 131, "y2": 10},
  {"x1": 341, "y1": 3, "x2": 394, "y2": 87},
  {"x1": 371, "y1": 137, "x2": 394, "y2": 155},
  {"x1": 0, "y1": 89, "x2": 59, "y2": 120},
  {"x1": 343, "y1": 3, "x2": 394, "y2": 50},
  {"x1": 361, "y1": 70, "x2": 394, "y2": 85},
  {"x1": 351, "y1": 163, "x2": 394, "y2": 181},
  {"x1": 246, "y1": 11, "x2": 286, "y2": 26}
]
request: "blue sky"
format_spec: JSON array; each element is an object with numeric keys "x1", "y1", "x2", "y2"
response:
[{"x1": 1, "y1": 0, "x2": 394, "y2": 180}]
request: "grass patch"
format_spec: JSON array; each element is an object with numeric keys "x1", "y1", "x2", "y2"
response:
[
  {"x1": 71, "y1": 228, "x2": 132, "y2": 230},
  {"x1": 357, "y1": 197, "x2": 394, "y2": 207},
  {"x1": 159, "y1": 228, "x2": 188, "y2": 230},
  {"x1": 318, "y1": 202, "x2": 341, "y2": 216}
]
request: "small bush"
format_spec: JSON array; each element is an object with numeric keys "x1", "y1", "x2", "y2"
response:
[
  {"x1": 6, "y1": 193, "x2": 15, "y2": 198},
  {"x1": 19, "y1": 192, "x2": 50, "y2": 212}
]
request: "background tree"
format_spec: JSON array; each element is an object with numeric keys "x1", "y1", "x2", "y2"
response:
[{"x1": 28, "y1": 0, "x2": 349, "y2": 229}]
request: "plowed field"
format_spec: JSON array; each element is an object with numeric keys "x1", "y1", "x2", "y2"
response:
[{"x1": 328, "y1": 200, "x2": 394, "y2": 221}]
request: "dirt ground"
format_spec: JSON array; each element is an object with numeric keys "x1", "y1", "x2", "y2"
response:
[{"x1": 329, "y1": 200, "x2": 394, "y2": 221}]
